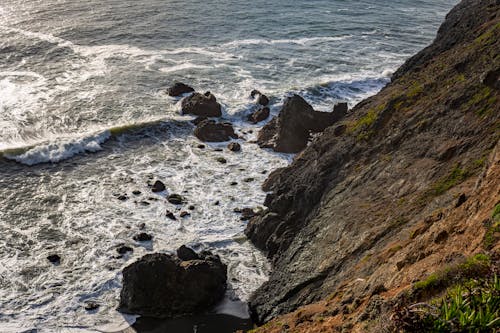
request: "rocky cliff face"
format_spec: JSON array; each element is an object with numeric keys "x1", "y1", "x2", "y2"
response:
[{"x1": 246, "y1": 0, "x2": 499, "y2": 330}]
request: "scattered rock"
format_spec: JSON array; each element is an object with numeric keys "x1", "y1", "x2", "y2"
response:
[
  {"x1": 133, "y1": 233, "x2": 153, "y2": 242},
  {"x1": 138, "y1": 223, "x2": 146, "y2": 230},
  {"x1": 216, "y1": 157, "x2": 227, "y2": 164},
  {"x1": 257, "y1": 94, "x2": 341, "y2": 153},
  {"x1": 168, "y1": 194, "x2": 185, "y2": 205},
  {"x1": 132, "y1": 190, "x2": 142, "y2": 196},
  {"x1": 188, "y1": 205, "x2": 195, "y2": 210},
  {"x1": 117, "y1": 194, "x2": 128, "y2": 201},
  {"x1": 243, "y1": 177, "x2": 255, "y2": 182},
  {"x1": 117, "y1": 245, "x2": 134, "y2": 255},
  {"x1": 248, "y1": 107, "x2": 270, "y2": 123},
  {"x1": 139, "y1": 201, "x2": 150, "y2": 206},
  {"x1": 167, "y1": 82, "x2": 195, "y2": 97},
  {"x1": 166, "y1": 210, "x2": 177, "y2": 220},
  {"x1": 177, "y1": 245, "x2": 199, "y2": 261},
  {"x1": 180, "y1": 211, "x2": 190, "y2": 218},
  {"x1": 152, "y1": 180, "x2": 166, "y2": 193},
  {"x1": 214, "y1": 201, "x2": 220, "y2": 206},
  {"x1": 227, "y1": 142, "x2": 241, "y2": 152},
  {"x1": 84, "y1": 301, "x2": 100, "y2": 311},
  {"x1": 194, "y1": 120, "x2": 238, "y2": 142},
  {"x1": 181, "y1": 92, "x2": 222, "y2": 117},
  {"x1": 250, "y1": 89, "x2": 261, "y2": 98},
  {"x1": 230, "y1": 181, "x2": 238, "y2": 186},
  {"x1": 118, "y1": 251, "x2": 227, "y2": 318},
  {"x1": 192, "y1": 116, "x2": 208, "y2": 126},
  {"x1": 240, "y1": 208, "x2": 256, "y2": 221},
  {"x1": 197, "y1": 144, "x2": 206, "y2": 149},
  {"x1": 47, "y1": 254, "x2": 61, "y2": 264}
]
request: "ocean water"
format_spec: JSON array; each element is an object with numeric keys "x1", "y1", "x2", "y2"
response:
[{"x1": 0, "y1": 0, "x2": 458, "y2": 331}]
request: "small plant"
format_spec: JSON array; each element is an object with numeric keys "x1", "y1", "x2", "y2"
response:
[
  {"x1": 483, "y1": 203, "x2": 500, "y2": 250},
  {"x1": 427, "y1": 165, "x2": 469, "y2": 197}
]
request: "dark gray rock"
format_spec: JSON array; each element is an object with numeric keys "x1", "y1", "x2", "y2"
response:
[
  {"x1": 248, "y1": 107, "x2": 270, "y2": 123},
  {"x1": 152, "y1": 181, "x2": 166, "y2": 193},
  {"x1": 133, "y1": 233, "x2": 153, "y2": 242},
  {"x1": 181, "y1": 92, "x2": 222, "y2": 117},
  {"x1": 227, "y1": 142, "x2": 241, "y2": 152},
  {"x1": 177, "y1": 245, "x2": 199, "y2": 261},
  {"x1": 118, "y1": 252, "x2": 227, "y2": 318},
  {"x1": 167, "y1": 82, "x2": 195, "y2": 97},
  {"x1": 194, "y1": 120, "x2": 238, "y2": 142}
]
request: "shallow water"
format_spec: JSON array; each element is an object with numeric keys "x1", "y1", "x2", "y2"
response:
[{"x1": 0, "y1": 0, "x2": 458, "y2": 331}]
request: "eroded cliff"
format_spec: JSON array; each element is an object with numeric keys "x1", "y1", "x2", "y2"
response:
[{"x1": 246, "y1": 0, "x2": 499, "y2": 331}]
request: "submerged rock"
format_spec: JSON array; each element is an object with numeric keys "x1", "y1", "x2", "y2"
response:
[
  {"x1": 167, "y1": 82, "x2": 195, "y2": 97},
  {"x1": 250, "y1": 90, "x2": 270, "y2": 106},
  {"x1": 194, "y1": 119, "x2": 238, "y2": 142},
  {"x1": 257, "y1": 94, "x2": 340, "y2": 153},
  {"x1": 118, "y1": 249, "x2": 227, "y2": 318},
  {"x1": 47, "y1": 254, "x2": 61, "y2": 264},
  {"x1": 181, "y1": 92, "x2": 222, "y2": 117},
  {"x1": 168, "y1": 194, "x2": 185, "y2": 205},
  {"x1": 133, "y1": 233, "x2": 153, "y2": 242},
  {"x1": 117, "y1": 245, "x2": 134, "y2": 255}
]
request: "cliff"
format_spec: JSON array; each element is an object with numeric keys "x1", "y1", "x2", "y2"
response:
[{"x1": 246, "y1": 0, "x2": 499, "y2": 331}]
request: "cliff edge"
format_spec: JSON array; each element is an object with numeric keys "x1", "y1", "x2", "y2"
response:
[{"x1": 246, "y1": 0, "x2": 499, "y2": 331}]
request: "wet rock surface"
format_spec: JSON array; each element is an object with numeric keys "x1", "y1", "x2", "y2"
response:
[
  {"x1": 194, "y1": 120, "x2": 238, "y2": 142},
  {"x1": 167, "y1": 82, "x2": 195, "y2": 97},
  {"x1": 118, "y1": 248, "x2": 227, "y2": 319},
  {"x1": 181, "y1": 92, "x2": 222, "y2": 117}
]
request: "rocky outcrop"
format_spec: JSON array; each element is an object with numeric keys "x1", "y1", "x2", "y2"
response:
[
  {"x1": 118, "y1": 248, "x2": 227, "y2": 318},
  {"x1": 167, "y1": 82, "x2": 195, "y2": 97},
  {"x1": 246, "y1": 0, "x2": 500, "y2": 329},
  {"x1": 257, "y1": 95, "x2": 341, "y2": 153},
  {"x1": 194, "y1": 119, "x2": 238, "y2": 142},
  {"x1": 181, "y1": 92, "x2": 222, "y2": 117}
]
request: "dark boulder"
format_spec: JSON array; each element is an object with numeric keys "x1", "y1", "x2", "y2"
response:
[
  {"x1": 194, "y1": 120, "x2": 238, "y2": 142},
  {"x1": 118, "y1": 251, "x2": 227, "y2": 318},
  {"x1": 167, "y1": 82, "x2": 195, "y2": 97},
  {"x1": 257, "y1": 94, "x2": 270, "y2": 106},
  {"x1": 152, "y1": 180, "x2": 166, "y2": 193},
  {"x1": 166, "y1": 210, "x2": 177, "y2": 220},
  {"x1": 133, "y1": 233, "x2": 153, "y2": 242},
  {"x1": 248, "y1": 107, "x2": 270, "y2": 123},
  {"x1": 333, "y1": 102, "x2": 349, "y2": 117},
  {"x1": 181, "y1": 92, "x2": 222, "y2": 117},
  {"x1": 47, "y1": 254, "x2": 61, "y2": 264},
  {"x1": 257, "y1": 94, "x2": 340, "y2": 153},
  {"x1": 227, "y1": 142, "x2": 241, "y2": 152},
  {"x1": 177, "y1": 245, "x2": 199, "y2": 261},
  {"x1": 250, "y1": 89, "x2": 261, "y2": 98},
  {"x1": 117, "y1": 245, "x2": 134, "y2": 255},
  {"x1": 192, "y1": 116, "x2": 208, "y2": 126}
]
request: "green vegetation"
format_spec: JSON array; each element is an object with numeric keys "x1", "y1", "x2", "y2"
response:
[
  {"x1": 413, "y1": 254, "x2": 491, "y2": 298},
  {"x1": 410, "y1": 275, "x2": 499, "y2": 332},
  {"x1": 429, "y1": 165, "x2": 469, "y2": 197},
  {"x1": 350, "y1": 109, "x2": 378, "y2": 132},
  {"x1": 483, "y1": 203, "x2": 500, "y2": 250},
  {"x1": 465, "y1": 86, "x2": 497, "y2": 117},
  {"x1": 406, "y1": 83, "x2": 424, "y2": 99}
]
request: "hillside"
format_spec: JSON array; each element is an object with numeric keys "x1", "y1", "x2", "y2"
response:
[{"x1": 245, "y1": 0, "x2": 500, "y2": 331}]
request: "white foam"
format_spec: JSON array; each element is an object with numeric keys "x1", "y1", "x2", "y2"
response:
[
  {"x1": 222, "y1": 35, "x2": 351, "y2": 47},
  {"x1": 5, "y1": 131, "x2": 111, "y2": 165},
  {"x1": 159, "y1": 62, "x2": 211, "y2": 73}
]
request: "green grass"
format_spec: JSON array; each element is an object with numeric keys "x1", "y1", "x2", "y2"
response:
[
  {"x1": 430, "y1": 165, "x2": 469, "y2": 196},
  {"x1": 483, "y1": 203, "x2": 500, "y2": 250}
]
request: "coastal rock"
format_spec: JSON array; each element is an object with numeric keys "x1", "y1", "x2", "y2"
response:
[
  {"x1": 166, "y1": 210, "x2": 177, "y2": 220},
  {"x1": 250, "y1": 90, "x2": 270, "y2": 106},
  {"x1": 194, "y1": 119, "x2": 238, "y2": 142},
  {"x1": 118, "y1": 250, "x2": 227, "y2": 318},
  {"x1": 133, "y1": 233, "x2": 153, "y2": 242},
  {"x1": 47, "y1": 254, "x2": 61, "y2": 264},
  {"x1": 167, "y1": 194, "x2": 185, "y2": 205},
  {"x1": 151, "y1": 180, "x2": 166, "y2": 193},
  {"x1": 181, "y1": 92, "x2": 222, "y2": 117},
  {"x1": 257, "y1": 94, "x2": 340, "y2": 153},
  {"x1": 117, "y1": 245, "x2": 134, "y2": 255},
  {"x1": 333, "y1": 102, "x2": 348, "y2": 117},
  {"x1": 227, "y1": 142, "x2": 241, "y2": 152},
  {"x1": 167, "y1": 82, "x2": 195, "y2": 97},
  {"x1": 248, "y1": 107, "x2": 270, "y2": 123},
  {"x1": 177, "y1": 245, "x2": 199, "y2": 261}
]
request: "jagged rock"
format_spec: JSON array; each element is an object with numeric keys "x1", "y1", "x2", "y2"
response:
[
  {"x1": 118, "y1": 251, "x2": 227, "y2": 318},
  {"x1": 258, "y1": 94, "x2": 270, "y2": 106},
  {"x1": 194, "y1": 120, "x2": 238, "y2": 142},
  {"x1": 166, "y1": 210, "x2": 177, "y2": 220},
  {"x1": 227, "y1": 142, "x2": 241, "y2": 152},
  {"x1": 180, "y1": 211, "x2": 190, "y2": 218},
  {"x1": 84, "y1": 301, "x2": 100, "y2": 311},
  {"x1": 181, "y1": 92, "x2": 222, "y2": 117},
  {"x1": 47, "y1": 254, "x2": 61, "y2": 264},
  {"x1": 257, "y1": 95, "x2": 340, "y2": 153},
  {"x1": 167, "y1": 82, "x2": 195, "y2": 97},
  {"x1": 152, "y1": 180, "x2": 166, "y2": 193},
  {"x1": 248, "y1": 107, "x2": 270, "y2": 123},
  {"x1": 133, "y1": 233, "x2": 153, "y2": 242},
  {"x1": 177, "y1": 245, "x2": 199, "y2": 261}
]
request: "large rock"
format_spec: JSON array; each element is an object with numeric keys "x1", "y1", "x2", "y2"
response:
[
  {"x1": 248, "y1": 107, "x2": 270, "y2": 123},
  {"x1": 194, "y1": 119, "x2": 238, "y2": 142},
  {"x1": 118, "y1": 249, "x2": 227, "y2": 318},
  {"x1": 167, "y1": 82, "x2": 195, "y2": 97},
  {"x1": 257, "y1": 95, "x2": 340, "y2": 153},
  {"x1": 181, "y1": 92, "x2": 222, "y2": 117}
]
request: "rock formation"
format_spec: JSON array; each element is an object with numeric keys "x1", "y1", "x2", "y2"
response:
[
  {"x1": 118, "y1": 248, "x2": 227, "y2": 318},
  {"x1": 246, "y1": 0, "x2": 500, "y2": 331},
  {"x1": 181, "y1": 92, "x2": 222, "y2": 117}
]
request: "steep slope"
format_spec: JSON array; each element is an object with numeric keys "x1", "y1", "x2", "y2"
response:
[{"x1": 245, "y1": 0, "x2": 500, "y2": 330}]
